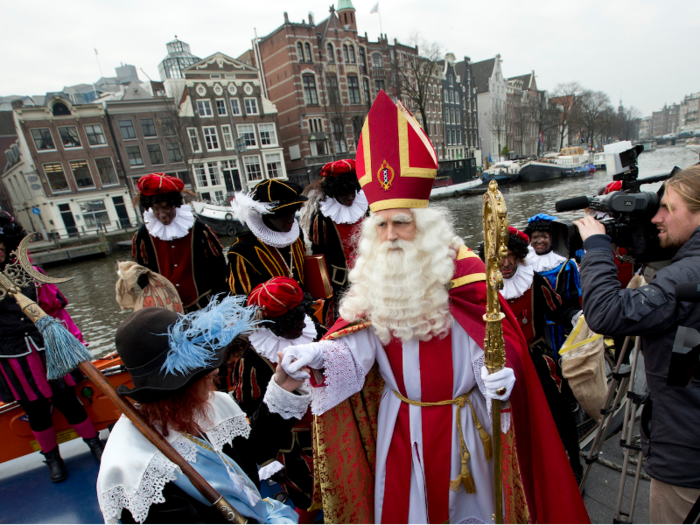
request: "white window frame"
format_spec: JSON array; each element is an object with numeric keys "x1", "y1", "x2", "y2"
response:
[
  {"x1": 206, "y1": 162, "x2": 221, "y2": 186},
  {"x1": 43, "y1": 162, "x2": 69, "y2": 192},
  {"x1": 194, "y1": 163, "x2": 208, "y2": 187},
  {"x1": 244, "y1": 98, "x2": 259, "y2": 115},
  {"x1": 221, "y1": 125, "x2": 234, "y2": 150},
  {"x1": 31, "y1": 128, "x2": 56, "y2": 152},
  {"x1": 187, "y1": 128, "x2": 202, "y2": 153},
  {"x1": 257, "y1": 123, "x2": 278, "y2": 147},
  {"x1": 264, "y1": 152, "x2": 284, "y2": 179},
  {"x1": 84, "y1": 124, "x2": 107, "y2": 147},
  {"x1": 94, "y1": 157, "x2": 119, "y2": 186},
  {"x1": 236, "y1": 124, "x2": 257, "y2": 148},
  {"x1": 197, "y1": 99, "x2": 213, "y2": 117},
  {"x1": 243, "y1": 155, "x2": 263, "y2": 182},
  {"x1": 230, "y1": 98, "x2": 241, "y2": 116},
  {"x1": 69, "y1": 159, "x2": 96, "y2": 190},
  {"x1": 57, "y1": 126, "x2": 82, "y2": 149},
  {"x1": 215, "y1": 99, "x2": 227, "y2": 116},
  {"x1": 202, "y1": 126, "x2": 220, "y2": 151}
]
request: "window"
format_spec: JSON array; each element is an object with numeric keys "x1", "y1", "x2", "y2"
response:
[
  {"x1": 244, "y1": 98, "x2": 259, "y2": 115},
  {"x1": 221, "y1": 125, "x2": 234, "y2": 149},
  {"x1": 445, "y1": 109, "x2": 450, "y2": 124},
  {"x1": 449, "y1": 91, "x2": 454, "y2": 104},
  {"x1": 265, "y1": 153, "x2": 283, "y2": 178},
  {"x1": 304, "y1": 43, "x2": 313, "y2": 62},
  {"x1": 457, "y1": 129, "x2": 461, "y2": 144},
  {"x1": 160, "y1": 117, "x2": 176, "y2": 136},
  {"x1": 327, "y1": 43, "x2": 334, "y2": 62},
  {"x1": 194, "y1": 163, "x2": 208, "y2": 187},
  {"x1": 348, "y1": 76, "x2": 361, "y2": 104},
  {"x1": 444, "y1": 91, "x2": 449, "y2": 103},
  {"x1": 297, "y1": 43, "x2": 304, "y2": 62},
  {"x1": 52, "y1": 102, "x2": 70, "y2": 116},
  {"x1": 352, "y1": 117, "x2": 363, "y2": 144},
  {"x1": 451, "y1": 108, "x2": 456, "y2": 124},
  {"x1": 125, "y1": 145, "x2": 144, "y2": 166},
  {"x1": 452, "y1": 130, "x2": 457, "y2": 145},
  {"x1": 140, "y1": 118, "x2": 157, "y2": 137},
  {"x1": 207, "y1": 163, "x2": 220, "y2": 185},
  {"x1": 58, "y1": 126, "x2": 81, "y2": 148},
  {"x1": 95, "y1": 157, "x2": 119, "y2": 185},
  {"x1": 187, "y1": 128, "x2": 202, "y2": 153},
  {"x1": 363, "y1": 78, "x2": 371, "y2": 105},
  {"x1": 359, "y1": 47, "x2": 367, "y2": 74},
  {"x1": 85, "y1": 124, "x2": 106, "y2": 146},
  {"x1": 258, "y1": 123, "x2": 278, "y2": 146},
  {"x1": 331, "y1": 118, "x2": 347, "y2": 153},
  {"x1": 147, "y1": 144, "x2": 165, "y2": 165},
  {"x1": 302, "y1": 75, "x2": 318, "y2": 105},
  {"x1": 243, "y1": 156, "x2": 263, "y2": 181},
  {"x1": 447, "y1": 132, "x2": 452, "y2": 145},
  {"x1": 449, "y1": 76, "x2": 453, "y2": 86},
  {"x1": 80, "y1": 200, "x2": 109, "y2": 229},
  {"x1": 230, "y1": 98, "x2": 241, "y2": 115},
  {"x1": 118, "y1": 120, "x2": 136, "y2": 140},
  {"x1": 44, "y1": 162, "x2": 69, "y2": 192},
  {"x1": 215, "y1": 190, "x2": 225, "y2": 202},
  {"x1": 371, "y1": 53, "x2": 383, "y2": 68},
  {"x1": 216, "y1": 99, "x2": 227, "y2": 116},
  {"x1": 166, "y1": 143, "x2": 183, "y2": 163},
  {"x1": 348, "y1": 45, "x2": 356, "y2": 63},
  {"x1": 375, "y1": 79, "x2": 385, "y2": 92},
  {"x1": 326, "y1": 75, "x2": 339, "y2": 105},
  {"x1": 221, "y1": 159, "x2": 240, "y2": 191},
  {"x1": 202, "y1": 126, "x2": 220, "y2": 151},
  {"x1": 309, "y1": 118, "x2": 323, "y2": 132},
  {"x1": 237, "y1": 124, "x2": 257, "y2": 147},
  {"x1": 343, "y1": 45, "x2": 349, "y2": 63},
  {"x1": 197, "y1": 100, "x2": 213, "y2": 117},
  {"x1": 31, "y1": 128, "x2": 55, "y2": 150},
  {"x1": 70, "y1": 160, "x2": 95, "y2": 189}
]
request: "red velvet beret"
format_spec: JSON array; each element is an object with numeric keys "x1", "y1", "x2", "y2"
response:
[
  {"x1": 137, "y1": 173, "x2": 185, "y2": 196},
  {"x1": 321, "y1": 159, "x2": 356, "y2": 178},
  {"x1": 247, "y1": 277, "x2": 304, "y2": 318},
  {"x1": 508, "y1": 226, "x2": 529, "y2": 244}
]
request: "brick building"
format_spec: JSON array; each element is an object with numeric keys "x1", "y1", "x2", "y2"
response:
[
  {"x1": 651, "y1": 103, "x2": 680, "y2": 137},
  {"x1": 506, "y1": 71, "x2": 539, "y2": 157},
  {"x1": 455, "y1": 57, "x2": 480, "y2": 162},
  {"x1": 680, "y1": 92, "x2": 700, "y2": 134}
]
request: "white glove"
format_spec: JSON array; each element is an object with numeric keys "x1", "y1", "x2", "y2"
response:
[
  {"x1": 481, "y1": 366, "x2": 516, "y2": 401},
  {"x1": 281, "y1": 343, "x2": 325, "y2": 381}
]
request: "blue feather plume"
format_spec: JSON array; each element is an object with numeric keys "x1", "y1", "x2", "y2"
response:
[
  {"x1": 37, "y1": 316, "x2": 93, "y2": 380},
  {"x1": 161, "y1": 294, "x2": 260, "y2": 377}
]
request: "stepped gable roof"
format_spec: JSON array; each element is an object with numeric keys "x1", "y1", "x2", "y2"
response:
[
  {"x1": 0, "y1": 112, "x2": 16, "y2": 137},
  {"x1": 471, "y1": 58, "x2": 495, "y2": 94}
]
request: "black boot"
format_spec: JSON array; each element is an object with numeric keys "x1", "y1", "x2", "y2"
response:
[
  {"x1": 41, "y1": 447, "x2": 68, "y2": 483},
  {"x1": 84, "y1": 436, "x2": 105, "y2": 463}
]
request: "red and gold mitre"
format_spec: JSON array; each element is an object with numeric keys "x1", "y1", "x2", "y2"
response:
[{"x1": 356, "y1": 90, "x2": 438, "y2": 212}]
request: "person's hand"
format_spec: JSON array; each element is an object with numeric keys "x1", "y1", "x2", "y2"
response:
[
  {"x1": 281, "y1": 343, "x2": 325, "y2": 381},
  {"x1": 481, "y1": 366, "x2": 516, "y2": 401},
  {"x1": 573, "y1": 215, "x2": 607, "y2": 243},
  {"x1": 273, "y1": 351, "x2": 305, "y2": 392}
]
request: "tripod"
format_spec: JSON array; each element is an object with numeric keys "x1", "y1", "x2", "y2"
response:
[{"x1": 579, "y1": 335, "x2": 648, "y2": 523}]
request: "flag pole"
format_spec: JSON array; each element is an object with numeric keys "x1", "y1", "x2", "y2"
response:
[
  {"x1": 94, "y1": 47, "x2": 104, "y2": 78},
  {"x1": 378, "y1": 6, "x2": 383, "y2": 36}
]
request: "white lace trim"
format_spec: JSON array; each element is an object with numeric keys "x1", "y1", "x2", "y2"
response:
[
  {"x1": 319, "y1": 190, "x2": 368, "y2": 224},
  {"x1": 501, "y1": 264, "x2": 534, "y2": 300},
  {"x1": 263, "y1": 377, "x2": 311, "y2": 420},
  {"x1": 472, "y1": 354, "x2": 510, "y2": 434},
  {"x1": 456, "y1": 516, "x2": 486, "y2": 524},
  {"x1": 526, "y1": 245, "x2": 566, "y2": 273},
  {"x1": 205, "y1": 413, "x2": 251, "y2": 452},
  {"x1": 143, "y1": 204, "x2": 195, "y2": 241},
  {"x1": 246, "y1": 212, "x2": 300, "y2": 248},
  {"x1": 98, "y1": 436, "x2": 197, "y2": 524},
  {"x1": 258, "y1": 460, "x2": 284, "y2": 481},
  {"x1": 311, "y1": 339, "x2": 367, "y2": 415},
  {"x1": 249, "y1": 315, "x2": 316, "y2": 364}
]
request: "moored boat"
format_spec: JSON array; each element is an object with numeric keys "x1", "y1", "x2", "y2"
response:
[
  {"x1": 190, "y1": 200, "x2": 248, "y2": 237},
  {"x1": 482, "y1": 161, "x2": 520, "y2": 184},
  {"x1": 593, "y1": 152, "x2": 607, "y2": 169},
  {"x1": 518, "y1": 160, "x2": 572, "y2": 182}
]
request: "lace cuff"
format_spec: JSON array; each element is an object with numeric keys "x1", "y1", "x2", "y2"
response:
[
  {"x1": 311, "y1": 339, "x2": 367, "y2": 415},
  {"x1": 258, "y1": 460, "x2": 285, "y2": 480},
  {"x1": 206, "y1": 412, "x2": 251, "y2": 452},
  {"x1": 98, "y1": 437, "x2": 198, "y2": 524},
  {"x1": 472, "y1": 355, "x2": 511, "y2": 434},
  {"x1": 263, "y1": 377, "x2": 311, "y2": 420}
]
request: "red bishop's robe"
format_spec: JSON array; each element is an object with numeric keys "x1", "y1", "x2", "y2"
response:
[{"x1": 308, "y1": 246, "x2": 590, "y2": 524}]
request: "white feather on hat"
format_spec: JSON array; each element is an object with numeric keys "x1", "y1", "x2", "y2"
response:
[{"x1": 231, "y1": 191, "x2": 276, "y2": 226}]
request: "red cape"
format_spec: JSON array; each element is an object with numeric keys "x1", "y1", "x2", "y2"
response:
[{"x1": 323, "y1": 247, "x2": 589, "y2": 523}]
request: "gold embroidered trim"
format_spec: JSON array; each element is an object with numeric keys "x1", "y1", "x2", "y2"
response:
[
  {"x1": 397, "y1": 104, "x2": 438, "y2": 179},
  {"x1": 456, "y1": 245, "x2": 478, "y2": 261},
  {"x1": 368, "y1": 198, "x2": 429, "y2": 212},
  {"x1": 359, "y1": 121, "x2": 372, "y2": 187},
  {"x1": 451, "y1": 272, "x2": 486, "y2": 288}
]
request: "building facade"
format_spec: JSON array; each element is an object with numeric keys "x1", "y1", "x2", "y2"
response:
[
  {"x1": 158, "y1": 38, "x2": 201, "y2": 81},
  {"x1": 472, "y1": 55, "x2": 507, "y2": 162},
  {"x1": 506, "y1": 72, "x2": 539, "y2": 157},
  {"x1": 455, "y1": 57, "x2": 480, "y2": 163},
  {"x1": 651, "y1": 103, "x2": 680, "y2": 137},
  {"x1": 441, "y1": 54, "x2": 465, "y2": 161},
  {"x1": 679, "y1": 92, "x2": 700, "y2": 134},
  {"x1": 4, "y1": 96, "x2": 138, "y2": 239}
]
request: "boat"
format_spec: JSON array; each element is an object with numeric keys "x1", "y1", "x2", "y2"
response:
[
  {"x1": 640, "y1": 140, "x2": 657, "y2": 153},
  {"x1": 482, "y1": 161, "x2": 521, "y2": 184},
  {"x1": 518, "y1": 160, "x2": 572, "y2": 182},
  {"x1": 430, "y1": 177, "x2": 485, "y2": 200},
  {"x1": 190, "y1": 200, "x2": 248, "y2": 237},
  {"x1": 593, "y1": 152, "x2": 607, "y2": 169},
  {"x1": 0, "y1": 352, "x2": 132, "y2": 464}
]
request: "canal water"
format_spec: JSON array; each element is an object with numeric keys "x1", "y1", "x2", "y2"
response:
[{"x1": 47, "y1": 146, "x2": 699, "y2": 357}]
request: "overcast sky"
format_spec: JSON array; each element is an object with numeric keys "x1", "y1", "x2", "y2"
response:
[{"x1": 1, "y1": 0, "x2": 697, "y2": 116}]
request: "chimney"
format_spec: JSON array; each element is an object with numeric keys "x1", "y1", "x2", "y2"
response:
[
  {"x1": 308, "y1": 12, "x2": 314, "y2": 25},
  {"x1": 11, "y1": 99, "x2": 24, "y2": 110},
  {"x1": 283, "y1": 12, "x2": 289, "y2": 24}
]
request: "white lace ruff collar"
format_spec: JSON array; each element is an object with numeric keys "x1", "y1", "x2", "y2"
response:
[
  {"x1": 526, "y1": 245, "x2": 567, "y2": 273},
  {"x1": 502, "y1": 264, "x2": 534, "y2": 300},
  {"x1": 144, "y1": 204, "x2": 195, "y2": 241},
  {"x1": 97, "y1": 392, "x2": 251, "y2": 524},
  {"x1": 249, "y1": 315, "x2": 316, "y2": 364},
  {"x1": 319, "y1": 190, "x2": 368, "y2": 225},
  {"x1": 246, "y1": 212, "x2": 300, "y2": 248}
]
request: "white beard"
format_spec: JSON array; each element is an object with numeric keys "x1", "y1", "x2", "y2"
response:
[{"x1": 339, "y1": 209, "x2": 460, "y2": 344}]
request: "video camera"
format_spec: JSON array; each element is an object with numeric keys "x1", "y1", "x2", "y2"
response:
[{"x1": 551, "y1": 142, "x2": 678, "y2": 264}]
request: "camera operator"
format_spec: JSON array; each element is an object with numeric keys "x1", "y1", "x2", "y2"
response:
[{"x1": 574, "y1": 166, "x2": 700, "y2": 524}]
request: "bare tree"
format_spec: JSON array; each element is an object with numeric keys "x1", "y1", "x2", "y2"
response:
[
  {"x1": 527, "y1": 91, "x2": 559, "y2": 156},
  {"x1": 510, "y1": 103, "x2": 531, "y2": 156},
  {"x1": 575, "y1": 90, "x2": 612, "y2": 150},
  {"x1": 394, "y1": 33, "x2": 442, "y2": 139},
  {"x1": 156, "y1": 96, "x2": 199, "y2": 187},
  {"x1": 488, "y1": 99, "x2": 508, "y2": 160},
  {"x1": 551, "y1": 82, "x2": 582, "y2": 149}
]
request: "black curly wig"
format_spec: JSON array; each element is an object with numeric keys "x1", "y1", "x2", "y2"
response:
[
  {"x1": 523, "y1": 219, "x2": 552, "y2": 240},
  {"x1": 268, "y1": 292, "x2": 316, "y2": 338},
  {"x1": 321, "y1": 172, "x2": 361, "y2": 200},
  {"x1": 138, "y1": 191, "x2": 184, "y2": 214},
  {"x1": 476, "y1": 234, "x2": 529, "y2": 263},
  {"x1": 0, "y1": 211, "x2": 28, "y2": 268}
]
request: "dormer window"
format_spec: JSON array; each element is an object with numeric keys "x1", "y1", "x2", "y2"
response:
[{"x1": 52, "y1": 102, "x2": 70, "y2": 116}]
